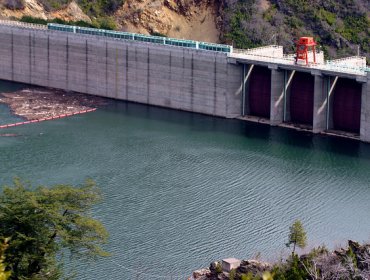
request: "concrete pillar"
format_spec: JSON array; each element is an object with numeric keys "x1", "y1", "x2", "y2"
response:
[
  {"x1": 326, "y1": 76, "x2": 338, "y2": 130},
  {"x1": 241, "y1": 64, "x2": 254, "y2": 116},
  {"x1": 283, "y1": 70, "x2": 295, "y2": 122},
  {"x1": 225, "y1": 61, "x2": 243, "y2": 118},
  {"x1": 312, "y1": 72, "x2": 327, "y2": 133},
  {"x1": 270, "y1": 68, "x2": 284, "y2": 125},
  {"x1": 360, "y1": 73, "x2": 370, "y2": 142}
]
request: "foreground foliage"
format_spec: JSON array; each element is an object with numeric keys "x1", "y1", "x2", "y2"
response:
[
  {"x1": 0, "y1": 179, "x2": 109, "y2": 280},
  {"x1": 0, "y1": 239, "x2": 11, "y2": 280}
]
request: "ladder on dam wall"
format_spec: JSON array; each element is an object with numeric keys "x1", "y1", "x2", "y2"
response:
[{"x1": 0, "y1": 19, "x2": 368, "y2": 77}]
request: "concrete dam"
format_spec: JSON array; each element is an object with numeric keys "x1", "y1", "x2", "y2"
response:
[{"x1": 0, "y1": 20, "x2": 369, "y2": 142}]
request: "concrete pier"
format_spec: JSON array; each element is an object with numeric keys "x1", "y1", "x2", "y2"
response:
[
  {"x1": 361, "y1": 73, "x2": 370, "y2": 142},
  {"x1": 270, "y1": 69, "x2": 284, "y2": 125},
  {"x1": 312, "y1": 73, "x2": 327, "y2": 133}
]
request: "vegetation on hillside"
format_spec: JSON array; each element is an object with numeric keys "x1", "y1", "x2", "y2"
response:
[
  {"x1": 77, "y1": 0, "x2": 123, "y2": 17},
  {"x1": 4, "y1": 0, "x2": 123, "y2": 15},
  {"x1": 0, "y1": 179, "x2": 109, "y2": 280},
  {"x1": 20, "y1": 15, "x2": 117, "y2": 29},
  {"x1": 222, "y1": 0, "x2": 370, "y2": 60}
]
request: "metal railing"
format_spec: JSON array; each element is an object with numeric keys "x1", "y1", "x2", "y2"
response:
[
  {"x1": 0, "y1": 19, "x2": 47, "y2": 30},
  {"x1": 47, "y1": 23, "x2": 233, "y2": 53}
]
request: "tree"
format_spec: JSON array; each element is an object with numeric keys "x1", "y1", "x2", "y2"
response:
[
  {"x1": 0, "y1": 239, "x2": 11, "y2": 280},
  {"x1": 286, "y1": 220, "x2": 307, "y2": 256},
  {"x1": 0, "y1": 179, "x2": 109, "y2": 280}
]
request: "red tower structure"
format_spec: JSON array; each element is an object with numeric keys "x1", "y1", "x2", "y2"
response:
[{"x1": 295, "y1": 37, "x2": 317, "y2": 66}]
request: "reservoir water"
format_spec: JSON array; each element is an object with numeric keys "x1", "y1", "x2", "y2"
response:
[{"x1": 1, "y1": 81, "x2": 370, "y2": 279}]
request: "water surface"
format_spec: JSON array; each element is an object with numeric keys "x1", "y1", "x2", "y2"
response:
[{"x1": 1, "y1": 81, "x2": 370, "y2": 279}]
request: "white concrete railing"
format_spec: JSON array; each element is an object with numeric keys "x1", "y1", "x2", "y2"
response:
[
  {"x1": 234, "y1": 45, "x2": 283, "y2": 58},
  {"x1": 0, "y1": 19, "x2": 47, "y2": 30},
  {"x1": 230, "y1": 51, "x2": 368, "y2": 76},
  {"x1": 327, "y1": 56, "x2": 367, "y2": 68}
]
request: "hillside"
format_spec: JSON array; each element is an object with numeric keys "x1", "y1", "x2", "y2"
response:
[
  {"x1": 0, "y1": 0, "x2": 369, "y2": 60},
  {"x1": 222, "y1": 0, "x2": 370, "y2": 60}
]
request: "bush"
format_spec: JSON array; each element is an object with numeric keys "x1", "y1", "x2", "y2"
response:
[
  {"x1": 94, "y1": 16, "x2": 117, "y2": 30},
  {"x1": 77, "y1": 0, "x2": 124, "y2": 17},
  {"x1": 215, "y1": 262, "x2": 223, "y2": 274},
  {"x1": 20, "y1": 16, "x2": 96, "y2": 28},
  {"x1": 20, "y1": 16, "x2": 48, "y2": 25},
  {"x1": 150, "y1": 31, "x2": 166, "y2": 37}
]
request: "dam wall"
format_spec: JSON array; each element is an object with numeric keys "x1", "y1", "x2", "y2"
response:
[
  {"x1": 1, "y1": 22, "x2": 370, "y2": 142},
  {"x1": 0, "y1": 25, "x2": 242, "y2": 118}
]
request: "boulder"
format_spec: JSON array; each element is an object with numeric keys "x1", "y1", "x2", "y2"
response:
[
  {"x1": 192, "y1": 268, "x2": 211, "y2": 280},
  {"x1": 237, "y1": 259, "x2": 272, "y2": 275}
]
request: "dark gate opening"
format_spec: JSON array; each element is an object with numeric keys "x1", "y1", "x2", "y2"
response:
[
  {"x1": 332, "y1": 78, "x2": 361, "y2": 134},
  {"x1": 249, "y1": 66, "x2": 271, "y2": 118},
  {"x1": 290, "y1": 72, "x2": 314, "y2": 125}
]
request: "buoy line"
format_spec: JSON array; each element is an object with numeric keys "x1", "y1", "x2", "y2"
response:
[{"x1": 0, "y1": 108, "x2": 97, "y2": 129}]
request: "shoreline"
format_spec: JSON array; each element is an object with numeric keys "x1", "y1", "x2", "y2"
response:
[{"x1": 191, "y1": 240, "x2": 370, "y2": 280}]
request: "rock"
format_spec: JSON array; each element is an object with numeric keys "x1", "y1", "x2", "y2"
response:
[
  {"x1": 192, "y1": 268, "x2": 211, "y2": 280},
  {"x1": 237, "y1": 259, "x2": 272, "y2": 275},
  {"x1": 209, "y1": 261, "x2": 219, "y2": 272},
  {"x1": 348, "y1": 240, "x2": 370, "y2": 270},
  {"x1": 348, "y1": 240, "x2": 361, "y2": 252},
  {"x1": 217, "y1": 273, "x2": 228, "y2": 280}
]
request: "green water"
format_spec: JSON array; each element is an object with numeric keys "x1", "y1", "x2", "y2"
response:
[{"x1": 1, "y1": 81, "x2": 370, "y2": 279}]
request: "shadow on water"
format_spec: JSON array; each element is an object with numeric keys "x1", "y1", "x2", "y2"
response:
[
  {"x1": 0, "y1": 79, "x2": 29, "y2": 93},
  {"x1": 107, "y1": 100, "x2": 370, "y2": 159}
]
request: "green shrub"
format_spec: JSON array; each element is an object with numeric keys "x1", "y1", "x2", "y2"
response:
[
  {"x1": 20, "y1": 16, "x2": 48, "y2": 25},
  {"x1": 77, "y1": 0, "x2": 124, "y2": 17},
  {"x1": 215, "y1": 262, "x2": 222, "y2": 274},
  {"x1": 20, "y1": 16, "x2": 97, "y2": 29},
  {"x1": 229, "y1": 269, "x2": 236, "y2": 280},
  {"x1": 150, "y1": 31, "x2": 166, "y2": 37},
  {"x1": 94, "y1": 16, "x2": 116, "y2": 30},
  {"x1": 318, "y1": 8, "x2": 336, "y2": 26}
]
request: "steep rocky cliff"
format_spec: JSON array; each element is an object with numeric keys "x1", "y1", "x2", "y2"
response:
[{"x1": 114, "y1": 0, "x2": 222, "y2": 42}]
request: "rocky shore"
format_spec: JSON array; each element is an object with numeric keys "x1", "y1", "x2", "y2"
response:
[
  {"x1": 191, "y1": 240, "x2": 370, "y2": 280},
  {"x1": 0, "y1": 88, "x2": 107, "y2": 121}
]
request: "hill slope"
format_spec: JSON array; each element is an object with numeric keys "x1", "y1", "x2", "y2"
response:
[
  {"x1": 0, "y1": 0, "x2": 369, "y2": 60},
  {"x1": 222, "y1": 0, "x2": 370, "y2": 60}
]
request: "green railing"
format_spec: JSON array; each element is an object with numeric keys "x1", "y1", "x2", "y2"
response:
[{"x1": 47, "y1": 23, "x2": 232, "y2": 53}]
